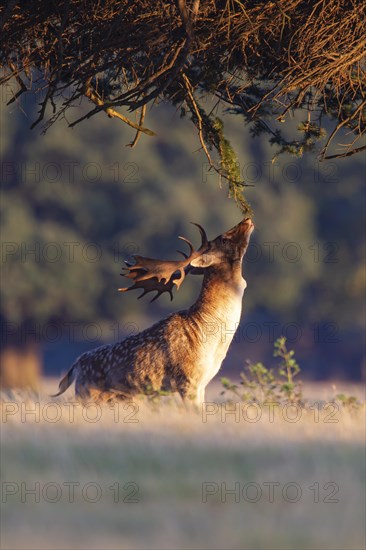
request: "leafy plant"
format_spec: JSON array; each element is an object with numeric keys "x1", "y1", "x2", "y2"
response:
[
  {"x1": 273, "y1": 336, "x2": 302, "y2": 402},
  {"x1": 221, "y1": 336, "x2": 303, "y2": 404},
  {"x1": 221, "y1": 337, "x2": 366, "y2": 412},
  {"x1": 335, "y1": 393, "x2": 364, "y2": 412}
]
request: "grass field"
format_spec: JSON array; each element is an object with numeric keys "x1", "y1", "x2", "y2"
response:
[{"x1": 1, "y1": 382, "x2": 365, "y2": 550}]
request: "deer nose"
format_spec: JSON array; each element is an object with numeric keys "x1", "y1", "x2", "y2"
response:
[{"x1": 243, "y1": 218, "x2": 254, "y2": 229}]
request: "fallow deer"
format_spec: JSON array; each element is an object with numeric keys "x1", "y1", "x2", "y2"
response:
[{"x1": 52, "y1": 218, "x2": 254, "y2": 404}]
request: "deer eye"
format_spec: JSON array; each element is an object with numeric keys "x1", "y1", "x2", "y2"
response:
[{"x1": 221, "y1": 237, "x2": 230, "y2": 244}]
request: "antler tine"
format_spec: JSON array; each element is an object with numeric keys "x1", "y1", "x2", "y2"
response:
[
  {"x1": 190, "y1": 222, "x2": 209, "y2": 248},
  {"x1": 118, "y1": 270, "x2": 175, "y2": 302},
  {"x1": 176, "y1": 235, "x2": 195, "y2": 259},
  {"x1": 176, "y1": 250, "x2": 188, "y2": 259},
  {"x1": 178, "y1": 235, "x2": 194, "y2": 256}
]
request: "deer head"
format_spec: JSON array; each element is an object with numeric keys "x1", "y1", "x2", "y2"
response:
[
  {"x1": 119, "y1": 218, "x2": 254, "y2": 301},
  {"x1": 189, "y1": 217, "x2": 254, "y2": 270}
]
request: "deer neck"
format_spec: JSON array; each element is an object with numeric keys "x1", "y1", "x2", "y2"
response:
[{"x1": 188, "y1": 261, "x2": 246, "y2": 329}]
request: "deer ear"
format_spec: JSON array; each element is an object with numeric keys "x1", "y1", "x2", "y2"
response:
[{"x1": 190, "y1": 253, "x2": 218, "y2": 268}]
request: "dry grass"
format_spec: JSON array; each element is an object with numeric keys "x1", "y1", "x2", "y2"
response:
[{"x1": 1, "y1": 384, "x2": 365, "y2": 550}]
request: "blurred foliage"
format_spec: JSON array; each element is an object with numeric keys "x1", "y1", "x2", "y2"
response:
[{"x1": 0, "y1": 86, "x2": 365, "y2": 378}]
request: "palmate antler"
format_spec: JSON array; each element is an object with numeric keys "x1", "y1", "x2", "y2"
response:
[{"x1": 118, "y1": 223, "x2": 209, "y2": 302}]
